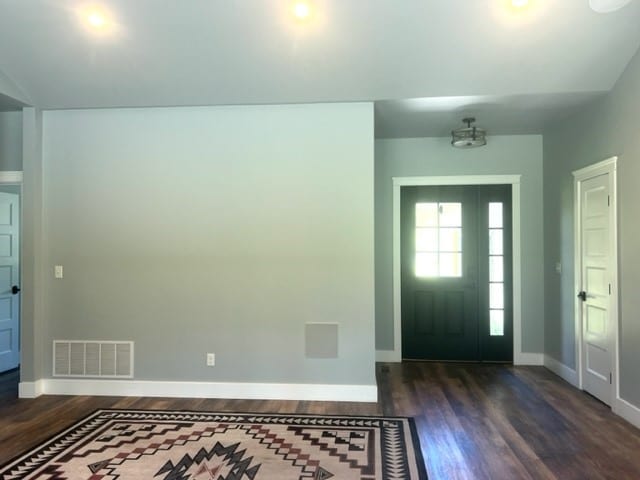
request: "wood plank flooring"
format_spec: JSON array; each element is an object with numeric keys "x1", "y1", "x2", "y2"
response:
[{"x1": 1, "y1": 363, "x2": 640, "y2": 479}]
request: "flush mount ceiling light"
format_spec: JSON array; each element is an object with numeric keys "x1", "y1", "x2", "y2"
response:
[
  {"x1": 589, "y1": 0, "x2": 633, "y2": 13},
  {"x1": 511, "y1": 0, "x2": 529, "y2": 8},
  {"x1": 451, "y1": 118, "x2": 487, "y2": 148}
]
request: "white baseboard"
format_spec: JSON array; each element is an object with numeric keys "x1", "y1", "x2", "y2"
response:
[
  {"x1": 20, "y1": 379, "x2": 378, "y2": 403},
  {"x1": 376, "y1": 350, "x2": 401, "y2": 363},
  {"x1": 614, "y1": 396, "x2": 640, "y2": 430},
  {"x1": 543, "y1": 354, "x2": 579, "y2": 387},
  {"x1": 514, "y1": 352, "x2": 544, "y2": 365},
  {"x1": 18, "y1": 380, "x2": 45, "y2": 398}
]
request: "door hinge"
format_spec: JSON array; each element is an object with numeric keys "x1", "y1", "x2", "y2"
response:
[
  {"x1": 610, "y1": 372, "x2": 613, "y2": 384},
  {"x1": 609, "y1": 284, "x2": 612, "y2": 295},
  {"x1": 608, "y1": 195, "x2": 610, "y2": 206}
]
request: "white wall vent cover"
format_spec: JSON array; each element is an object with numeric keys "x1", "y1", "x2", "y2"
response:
[{"x1": 53, "y1": 340, "x2": 134, "y2": 378}]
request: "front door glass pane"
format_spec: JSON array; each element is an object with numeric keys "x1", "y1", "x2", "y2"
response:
[
  {"x1": 416, "y1": 203, "x2": 438, "y2": 227},
  {"x1": 489, "y1": 256, "x2": 504, "y2": 282},
  {"x1": 416, "y1": 228, "x2": 438, "y2": 251},
  {"x1": 439, "y1": 253, "x2": 462, "y2": 277},
  {"x1": 416, "y1": 252, "x2": 438, "y2": 277},
  {"x1": 439, "y1": 228, "x2": 462, "y2": 252},
  {"x1": 489, "y1": 229, "x2": 503, "y2": 255},
  {"x1": 489, "y1": 202, "x2": 503, "y2": 228},
  {"x1": 490, "y1": 310, "x2": 505, "y2": 336},
  {"x1": 439, "y1": 203, "x2": 462, "y2": 227},
  {"x1": 415, "y1": 202, "x2": 463, "y2": 278}
]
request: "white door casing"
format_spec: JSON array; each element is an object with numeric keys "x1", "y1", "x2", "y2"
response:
[
  {"x1": 390, "y1": 175, "x2": 524, "y2": 363},
  {"x1": 574, "y1": 157, "x2": 618, "y2": 406},
  {"x1": 0, "y1": 191, "x2": 20, "y2": 373}
]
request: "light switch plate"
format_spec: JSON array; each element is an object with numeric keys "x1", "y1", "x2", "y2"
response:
[{"x1": 55, "y1": 265, "x2": 64, "y2": 279}]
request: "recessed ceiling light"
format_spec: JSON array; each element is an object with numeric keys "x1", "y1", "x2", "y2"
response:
[
  {"x1": 293, "y1": 1, "x2": 311, "y2": 20},
  {"x1": 77, "y1": 4, "x2": 116, "y2": 35},
  {"x1": 589, "y1": 0, "x2": 632, "y2": 13},
  {"x1": 87, "y1": 11, "x2": 106, "y2": 28},
  {"x1": 511, "y1": 0, "x2": 529, "y2": 8}
]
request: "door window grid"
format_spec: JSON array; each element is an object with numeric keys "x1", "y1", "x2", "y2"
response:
[
  {"x1": 489, "y1": 202, "x2": 505, "y2": 336},
  {"x1": 415, "y1": 202, "x2": 462, "y2": 278}
]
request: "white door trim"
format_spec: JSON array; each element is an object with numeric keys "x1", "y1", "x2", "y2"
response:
[
  {"x1": 573, "y1": 156, "x2": 618, "y2": 401},
  {"x1": 391, "y1": 175, "x2": 525, "y2": 363}
]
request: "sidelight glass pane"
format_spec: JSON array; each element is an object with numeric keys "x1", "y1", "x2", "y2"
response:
[
  {"x1": 439, "y1": 228, "x2": 462, "y2": 252},
  {"x1": 490, "y1": 310, "x2": 505, "y2": 336},
  {"x1": 416, "y1": 203, "x2": 438, "y2": 227},
  {"x1": 490, "y1": 256, "x2": 504, "y2": 282},
  {"x1": 439, "y1": 253, "x2": 462, "y2": 277},
  {"x1": 489, "y1": 202, "x2": 503, "y2": 229},
  {"x1": 490, "y1": 283, "x2": 504, "y2": 309},
  {"x1": 416, "y1": 252, "x2": 438, "y2": 277},
  {"x1": 489, "y1": 229, "x2": 503, "y2": 255},
  {"x1": 439, "y1": 203, "x2": 462, "y2": 227},
  {"x1": 416, "y1": 228, "x2": 438, "y2": 251}
]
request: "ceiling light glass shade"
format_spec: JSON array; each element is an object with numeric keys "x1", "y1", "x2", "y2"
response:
[
  {"x1": 451, "y1": 118, "x2": 487, "y2": 148},
  {"x1": 589, "y1": 0, "x2": 632, "y2": 13}
]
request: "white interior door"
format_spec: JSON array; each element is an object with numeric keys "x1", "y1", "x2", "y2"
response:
[
  {"x1": 0, "y1": 191, "x2": 20, "y2": 373},
  {"x1": 579, "y1": 173, "x2": 613, "y2": 405}
]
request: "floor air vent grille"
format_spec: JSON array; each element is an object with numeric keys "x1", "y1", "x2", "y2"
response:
[{"x1": 53, "y1": 340, "x2": 134, "y2": 378}]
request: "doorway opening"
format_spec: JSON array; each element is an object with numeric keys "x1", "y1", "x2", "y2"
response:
[
  {"x1": 401, "y1": 184, "x2": 513, "y2": 362},
  {"x1": 392, "y1": 175, "x2": 524, "y2": 363},
  {"x1": 573, "y1": 157, "x2": 618, "y2": 406}
]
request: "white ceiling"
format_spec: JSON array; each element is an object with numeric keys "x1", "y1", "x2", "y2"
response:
[{"x1": 0, "y1": 0, "x2": 638, "y2": 136}]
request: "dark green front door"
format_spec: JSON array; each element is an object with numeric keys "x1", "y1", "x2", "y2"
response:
[{"x1": 401, "y1": 184, "x2": 512, "y2": 362}]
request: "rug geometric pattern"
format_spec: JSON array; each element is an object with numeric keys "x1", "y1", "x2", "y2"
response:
[{"x1": 0, "y1": 409, "x2": 427, "y2": 479}]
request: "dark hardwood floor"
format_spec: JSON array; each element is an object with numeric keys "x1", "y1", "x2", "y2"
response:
[{"x1": 1, "y1": 363, "x2": 640, "y2": 479}]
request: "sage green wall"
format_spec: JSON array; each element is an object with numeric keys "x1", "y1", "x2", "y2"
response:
[
  {"x1": 41, "y1": 103, "x2": 375, "y2": 386},
  {"x1": 544, "y1": 46, "x2": 640, "y2": 406},
  {"x1": 0, "y1": 111, "x2": 22, "y2": 171},
  {"x1": 21, "y1": 107, "x2": 45, "y2": 383},
  {"x1": 375, "y1": 135, "x2": 544, "y2": 354}
]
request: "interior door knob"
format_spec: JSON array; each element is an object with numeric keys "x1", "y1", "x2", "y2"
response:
[
  {"x1": 11, "y1": 285, "x2": 20, "y2": 295},
  {"x1": 577, "y1": 290, "x2": 587, "y2": 301}
]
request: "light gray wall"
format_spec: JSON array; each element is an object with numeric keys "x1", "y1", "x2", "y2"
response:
[
  {"x1": 544, "y1": 46, "x2": 640, "y2": 405},
  {"x1": 41, "y1": 103, "x2": 376, "y2": 386},
  {"x1": 375, "y1": 135, "x2": 544, "y2": 353},
  {"x1": 0, "y1": 111, "x2": 22, "y2": 171},
  {"x1": 21, "y1": 107, "x2": 45, "y2": 383}
]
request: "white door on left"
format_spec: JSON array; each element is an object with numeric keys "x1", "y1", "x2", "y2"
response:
[{"x1": 0, "y1": 191, "x2": 19, "y2": 373}]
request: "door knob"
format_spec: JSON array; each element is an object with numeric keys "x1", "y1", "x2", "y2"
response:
[
  {"x1": 11, "y1": 285, "x2": 20, "y2": 295},
  {"x1": 577, "y1": 290, "x2": 587, "y2": 301}
]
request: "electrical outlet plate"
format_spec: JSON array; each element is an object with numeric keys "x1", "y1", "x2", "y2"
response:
[{"x1": 206, "y1": 353, "x2": 215, "y2": 366}]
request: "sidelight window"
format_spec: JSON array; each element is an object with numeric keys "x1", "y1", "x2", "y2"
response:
[
  {"x1": 489, "y1": 202, "x2": 505, "y2": 336},
  {"x1": 415, "y1": 202, "x2": 462, "y2": 278}
]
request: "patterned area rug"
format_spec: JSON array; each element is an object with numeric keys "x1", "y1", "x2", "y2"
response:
[{"x1": 0, "y1": 409, "x2": 427, "y2": 479}]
